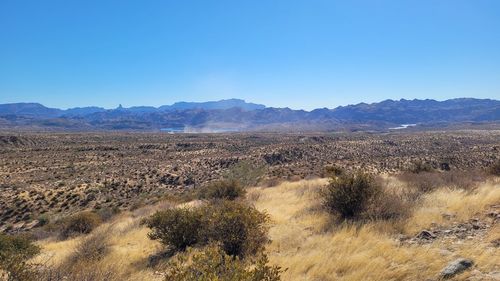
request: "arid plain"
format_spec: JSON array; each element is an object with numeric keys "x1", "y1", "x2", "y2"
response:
[{"x1": 0, "y1": 130, "x2": 499, "y2": 280}]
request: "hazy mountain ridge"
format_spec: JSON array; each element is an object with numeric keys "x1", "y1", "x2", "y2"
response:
[{"x1": 0, "y1": 98, "x2": 498, "y2": 131}]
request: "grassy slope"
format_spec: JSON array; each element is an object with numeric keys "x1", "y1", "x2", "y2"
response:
[
  {"x1": 34, "y1": 178, "x2": 499, "y2": 280},
  {"x1": 248, "y1": 179, "x2": 500, "y2": 281}
]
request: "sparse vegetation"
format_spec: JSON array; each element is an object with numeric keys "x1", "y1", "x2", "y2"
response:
[
  {"x1": 2, "y1": 132, "x2": 498, "y2": 231},
  {"x1": 224, "y1": 160, "x2": 266, "y2": 187},
  {"x1": 0, "y1": 233, "x2": 40, "y2": 281},
  {"x1": 398, "y1": 169, "x2": 486, "y2": 194},
  {"x1": 1, "y1": 131, "x2": 499, "y2": 280},
  {"x1": 408, "y1": 160, "x2": 434, "y2": 173},
  {"x1": 490, "y1": 159, "x2": 500, "y2": 176},
  {"x1": 323, "y1": 165, "x2": 345, "y2": 177},
  {"x1": 249, "y1": 178, "x2": 500, "y2": 280},
  {"x1": 163, "y1": 245, "x2": 283, "y2": 281},
  {"x1": 65, "y1": 229, "x2": 110, "y2": 265},
  {"x1": 198, "y1": 179, "x2": 246, "y2": 200},
  {"x1": 59, "y1": 211, "x2": 102, "y2": 239}
]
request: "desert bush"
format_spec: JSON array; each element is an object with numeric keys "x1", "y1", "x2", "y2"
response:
[
  {"x1": 65, "y1": 229, "x2": 110, "y2": 266},
  {"x1": 224, "y1": 160, "x2": 266, "y2": 187},
  {"x1": 398, "y1": 170, "x2": 485, "y2": 194},
  {"x1": 0, "y1": 233, "x2": 40, "y2": 281},
  {"x1": 440, "y1": 170, "x2": 485, "y2": 190},
  {"x1": 142, "y1": 207, "x2": 203, "y2": 251},
  {"x1": 95, "y1": 206, "x2": 121, "y2": 221},
  {"x1": 408, "y1": 160, "x2": 434, "y2": 174},
  {"x1": 397, "y1": 172, "x2": 442, "y2": 194},
  {"x1": 39, "y1": 264, "x2": 119, "y2": 281},
  {"x1": 201, "y1": 201, "x2": 270, "y2": 258},
  {"x1": 144, "y1": 201, "x2": 270, "y2": 258},
  {"x1": 365, "y1": 192, "x2": 412, "y2": 221},
  {"x1": 59, "y1": 211, "x2": 102, "y2": 239},
  {"x1": 198, "y1": 179, "x2": 245, "y2": 200},
  {"x1": 323, "y1": 165, "x2": 345, "y2": 178},
  {"x1": 262, "y1": 177, "x2": 282, "y2": 187},
  {"x1": 37, "y1": 214, "x2": 50, "y2": 227},
  {"x1": 164, "y1": 245, "x2": 282, "y2": 281},
  {"x1": 322, "y1": 172, "x2": 380, "y2": 220},
  {"x1": 490, "y1": 159, "x2": 500, "y2": 176}
]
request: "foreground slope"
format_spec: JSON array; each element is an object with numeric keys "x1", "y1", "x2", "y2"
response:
[
  {"x1": 248, "y1": 178, "x2": 500, "y2": 281},
  {"x1": 32, "y1": 177, "x2": 500, "y2": 280}
]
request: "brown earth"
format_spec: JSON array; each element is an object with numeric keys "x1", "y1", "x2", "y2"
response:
[{"x1": 1, "y1": 130, "x2": 499, "y2": 231}]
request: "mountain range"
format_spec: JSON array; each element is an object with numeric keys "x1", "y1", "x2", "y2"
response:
[{"x1": 0, "y1": 98, "x2": 498, "y2": 132}]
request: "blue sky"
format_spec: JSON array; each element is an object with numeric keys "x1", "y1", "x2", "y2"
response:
[{"x1": 1, "y1": 0, "x2": 499, "y2": 110}]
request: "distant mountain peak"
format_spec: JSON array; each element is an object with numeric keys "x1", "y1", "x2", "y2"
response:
[{"x1": 159, "y1": 98, "x2": 266, "y2": 111}]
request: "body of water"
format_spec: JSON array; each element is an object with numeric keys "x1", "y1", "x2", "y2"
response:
[{"x1": 389, "y1": 124, "x2": 417, "y2": 130}]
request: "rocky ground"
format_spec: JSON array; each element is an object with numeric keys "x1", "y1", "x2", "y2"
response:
[
  {"x1": 1, "y1": 130, "x2": 499, "y2": 231},
  {"x1": 402, "y1": 204, "x2": 500, "y2": 280}
]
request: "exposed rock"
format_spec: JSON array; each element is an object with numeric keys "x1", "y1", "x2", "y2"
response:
[
  {"x1": 440, "y1": 258, "x2": 473, "y2": 279},
  {"x1": 416, "y1": 230, "x2": 436, "y2": 240}
]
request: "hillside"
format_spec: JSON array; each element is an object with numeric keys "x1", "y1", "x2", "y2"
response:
[{"x1": 28, "y1": 177, "x2": 500, "y2": 280}]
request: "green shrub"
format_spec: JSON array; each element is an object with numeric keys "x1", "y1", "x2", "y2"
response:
[
  {"x1": 144, "y1": 201, "x2": 270, "y2": 258},
  {"x1": 142, "y1": 207, "x2": 203, "y2": 251},
  {"x1": 60, "y1": 211, "x2": 102, "y2": 239},
  {"x1": 198, "y1": 180, "x2": 245, "y2": 200},
  {"x1": 224, "y1": 160, "x2": 266, "y2": 187},
  {"x1": 202, "y1": 201, "x2": 270, "y2": 258},
  {"x1": 322, "y1": 172, "x2": 380, "y2": 220},
  {"x1": 164, "y1": 245, "x2": 282, "y2": 281},
  {"x1": 37, "y1": 214, "x2": 50, "y2": 227},
  {"x1": 0, "y1": 233, "x2": 40, "y2": 281}
]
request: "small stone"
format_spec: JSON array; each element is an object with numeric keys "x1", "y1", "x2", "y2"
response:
[
  {"x1": 440, "y1": 258, "x2": 474, "y2": 279},
  {"x1": 416, "y1": 230, "x2": 436, "y2": 240}
]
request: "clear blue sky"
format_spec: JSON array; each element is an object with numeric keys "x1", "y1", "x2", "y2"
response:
[{"x1": 1, "y1": 0, "x2": 499, "y2": 110}]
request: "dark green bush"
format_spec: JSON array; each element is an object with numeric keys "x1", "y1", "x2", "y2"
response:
[
  {"x1": 164, "y1": 245, "x2": 282, "y2": 281},
  {"x1": 322, "y1": 172, "x2": 380, "y2": 220},
  {"x1": 198, "y1": 179, "x2": 245, "y2": 200},
  {"x1": 144, "y1": 201, "x2": 270, "y2": 258},
  {"x1": 37, "y1": 214, "x2": 50, "y2": 227},
  {"x1": 142, "y1": 207, "x2": 203, "y2": 251},
  {"x1": 60, "y1": 211, "x2": 102, "y2": 239},
  {"x1": 202, "y1": 201, "x2": 270, "y2": 258},
  {"x1": 0, "y1": 233, "x2": 40, "y2": 281}
]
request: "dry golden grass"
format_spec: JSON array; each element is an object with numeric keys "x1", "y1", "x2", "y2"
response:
[
  {"x1": 34, "y1": 209, "x2": 164, "y2": 280},
  {"x1": 406, "y1": 179, "x2": 500, "y2": 234},
  {"x1": 249, "y1": 178, "x2": 500, "y2": 281},
  {"x1": 32, "y1": 177, "x2": 499, "y2": 280}
]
